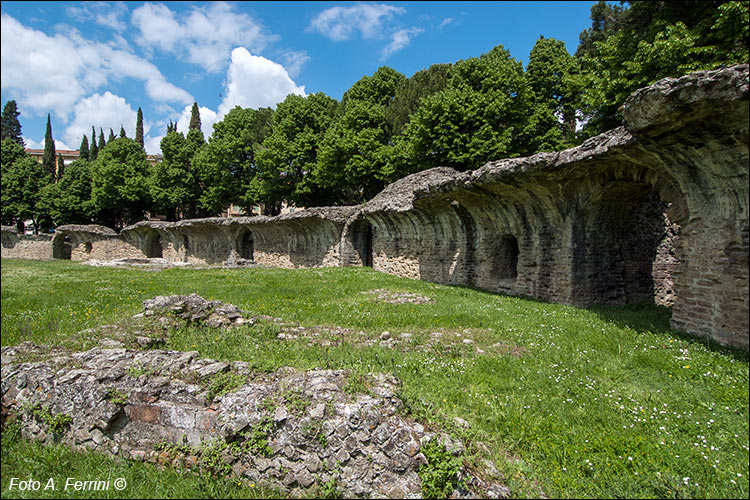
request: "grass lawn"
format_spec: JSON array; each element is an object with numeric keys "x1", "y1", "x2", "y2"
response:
[{"x1": 1, "y1": 258, "x2": 748, "y2": 499}]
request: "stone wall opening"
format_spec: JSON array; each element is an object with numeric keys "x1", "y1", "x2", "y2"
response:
[
  {"x1": 572, "y1": 182, "x2": 677, "y2": 306},
  {"x1": 494, "y1": 235, "x2": 519, "y2": 282},
  {"x1": 240, "y1": 231, "x2": 254, "y2": 260},
  {"x1": 347, "y1": 219, "x2": 373, "y2": 267},
  {"x1": 144, "y1": 233, "x2": 163, "y2": 258},
  {"x1": 53, "y1": 235, "x2": 72, "y2": 260}
]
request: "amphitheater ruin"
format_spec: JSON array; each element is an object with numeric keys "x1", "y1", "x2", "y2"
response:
[{"x1": 2, "y1": 65, "x2": 749, "y2": 351}]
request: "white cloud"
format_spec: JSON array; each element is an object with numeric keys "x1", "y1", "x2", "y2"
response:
[
  {"x1": 218, "y1": 48, "x2": 306, "y2": 116},
  {"x1": 281, "y1": 50, "x2": 310, "y2": 78},
  {"x1": 144, "y1": 135, "x2": 163, "y2": 156},
  {"x1": 0, "y1": 13, "x2": 193, "y2": 120},
  {"x1": 382, "y1": 27, "x2": 423, "y2": 59},
  {"x1": 132, "y1": 2, "x2": 276, "y2": 73},
  {"x1": 66, "y1": 2, "x2": 129, "y2": 32},
  {"x1": 309, "y1": 4, "x2": 405, "y2": 41},
  {"x1": 63, "y1": 92, "x2": 138, "y2": 148},
  {"x1": 438, "y1": 17, "x2": 454, "y2": 29},
  {"x1": 22, "y1": 137, "x2": 73, "y2": 151}
]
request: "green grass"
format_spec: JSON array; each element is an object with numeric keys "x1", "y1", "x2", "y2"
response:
[{"x1": 2, "y1": 258, "x2": 748, "y2": 499}]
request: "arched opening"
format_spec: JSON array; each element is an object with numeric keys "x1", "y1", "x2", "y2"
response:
[
  {"x1": 494, "y1": 235, "x2": 519, "y2": 282},
  {"x1": 53, "y1": 235, "x2": 72, "y2": 260},
  {"x1": 571, "y1": 182, "x2": 678, "y2": 306},
  {"x1": 84, "y1": 242, "x2": 92, "y2": 254},
  {"x1": 144, "y1": 233, "x2": 163, "y2": 258},
  {"x1": 348, "y1": 219, "x2": 373, "y2": 267},
  {"x1": 240, "y1": 231, "x2": 254, "y2": 260}
]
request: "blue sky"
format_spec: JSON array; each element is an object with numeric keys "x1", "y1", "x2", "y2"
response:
[{"x1": 1, "y1": 1, "x2": 599, "y2": 155}]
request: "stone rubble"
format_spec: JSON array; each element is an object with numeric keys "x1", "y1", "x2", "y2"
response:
[
  {"x1": 1, "y1": 343, "x2": 509, "y2": 498},
  {"x1": 360, "y1": 289, "x2": 435, "y2": 305}
]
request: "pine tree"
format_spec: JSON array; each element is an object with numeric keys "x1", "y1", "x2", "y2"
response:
[
  {"x1": 56, "y1": 154, "x2": 65, "y2": 181},
  {"x1": 90, "y1": 127, "x2": 99, "y2": 160},
  {"x1": 108, "y1": 128, "x2": 116, "y2": 143},
  {"x1": 42, "y1": 114, "x2": 56, "y2": 177},
  {"x1": 79, "y1": 135, "x2": 90, "y2": 161},
  {"x1": 189, "y1": 102, "x2": 201, "y2": 132},
  {"x1": 135, "y1": 107, "x2": 144, "y2": 150},
  {"x1": 99, "y1": 128, "x2": 106, "y2": 150},
  {"x1": 1, "y1": 100, "x2": 24, "y2": 146},
  {"x1": 120, "y1": 125, "x2": 126, "y2": 138}
]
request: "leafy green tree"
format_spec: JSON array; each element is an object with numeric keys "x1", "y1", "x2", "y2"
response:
[
  {"x1": 90, "y1": 137, "x2": 151, "y2": 230},
  {"x1": 79, "y1": 135, "x2": 90, "y2": 161},
  {"x1": 253, "y1": 93, "x2": 338, "y2": 211},
  {"x1": 149, "y1": 130, "x2": 199, "y2": 220},
  {"x1": 577, "y1": 0, "x2": 749, "y2": 135},
  {"x1": 89, "y1": 127, "x2": 99, "y2": 161},
  {"x1": 386, "y1": 63, "x2": 452, "y2": 137},
  {"x1": 99, "y1": 127, "x2": 106, "y2": 151},
  {"x1": 1, "y1": 100, "x2": 24, "y2": 146},
  {"x1": 314, "y1": 99, "x2": 392, "y2": 204},
  {"x1": 341, "y1": 66, "x2": 406, "y2": 107},
  {"x1": 1, "y1": 139, "x2": 52, "y2": 232},
  {"x1": 135, "y1": 107, "x2": 144, "y2": 150},
  {"x1": 192, "y1": 106, "x2": 273, "y2": 215},
  {"x1": 390, "y1": 44, "x2": 532, "y2": 175},
  {"x1": 42, "y1": 114, "x2": 56, "y2": 179},
  {"x1": 37, "y1": 159, "x2": 96, "y2": 225},
  {"x1": 523, "y1": 37, "x2": 581, "y2": 152},
  {"x1": 56, "y1": 154, "x2": 65, "y2": 181}
]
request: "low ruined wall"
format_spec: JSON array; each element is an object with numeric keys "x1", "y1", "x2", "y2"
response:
[
  {"x1": 359, "y1": 65, "x2": 748, "y2": 349},
  {"x1": 1, "y1": 66, "x2": 747, "y2": 350},
  {"x1": 1, "y1": 227, "x2": 53, "y2": 260}
]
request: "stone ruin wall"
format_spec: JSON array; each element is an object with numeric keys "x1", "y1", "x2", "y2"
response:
[
  {"x1": 1, "y1": 229, "x2": 53, "y2": 260},
  {"x1": 1, "y1": 65, "x2": 747, "y2": 350}
]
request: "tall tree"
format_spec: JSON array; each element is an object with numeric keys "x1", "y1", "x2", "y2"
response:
[
  {"x1": 119, "y1": 125, "x2": 126, "y2": 138},
  {"x1": 42, "y1": 114, "x2": 56, "y2": 179},
  {"x1": 193, "y1": 106, "x2": 273, "y2": 215},
  {"x1": 79, "y1": 135, "x2": 90, "y2": 161},
  {"x1": 389, "y1": 44, "x2": 532, "y2": 175},
  {"x1": 1, "y1": 100, "x2": 24, "y2": 146},
  {"x1": 135, "y1": 107, "x2": 144, "y2": 150},
  {"x1": 386, "y1": 63, "x2": 452, "y2": 137},
  {"x1": 90, "y1": 137, "x2": 151, "y2": 230},
  {"x1": 1, "y1": 139, "x2": 53, "y2": 233},
  {"x1": 89, "y1": 127, "x2": 99, "y2": 161},
  {"x1": 189, "y1": 102, "x2": 201, "y2": 132},
  {"x1": 37, "y1": 159, "x2": 96, "y2": 226},
  {"x1": 108, "y1": 128, "x2": 116, "y2": 143},
  {"x1": 56, "y1": 154, "x2": 65, "y2": 181},
  {"x1": 253, "y1": 93, "x2": 338, "y2": 211},
  {"x1": 98, "y1": 127, "x2": 106, "y2": 150}
]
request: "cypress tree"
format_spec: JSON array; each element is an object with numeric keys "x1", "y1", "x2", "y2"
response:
[
  {"x1": 109, "y1": 128, "x2": 116, "y2": 143},
  {"x1": 42, "y1": 114, "x2": 56, "y2": 177},
  {"x1": 56, "y1": 154, "x2": 65, "y2": 181},
  {"x1": 1, "y1": 100, "x2": 24, "y2": 146},
  {"x1": 79, "y1": 135, "x2": 90, "y2": 161},
  {"x1": 189, "y1": 102, "x2": 201, "y2": 132},
  {"x1": 120, "y1": 125, "x2": 126, "y2": 138},
  {"x1": 99, "y1": 127, "x2": 106, "y2": 150},
  {"x1": 135, "y1": 107, "x2": 144, "y2": 150},
  {"x1": 90, "y1": 127, "x2": 99, "y2": 160}
]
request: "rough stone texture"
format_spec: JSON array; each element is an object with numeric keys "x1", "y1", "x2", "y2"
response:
[
  {"x1": 1, "y1": 226, "x2": 53, "y2": 260},
  {"x1": 1, "y1": 344, "x2": 504, "y2": 498},
  {"x1": 1, "y1": 65, "x2": 747, "y2": 350}
]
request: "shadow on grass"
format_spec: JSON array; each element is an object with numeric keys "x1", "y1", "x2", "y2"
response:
[{"x1": 589, "y1": 302, "x2": 748, "y2": 362}]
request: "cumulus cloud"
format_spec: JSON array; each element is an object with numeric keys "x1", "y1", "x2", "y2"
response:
[
  {"x1": 0, "y1": 13, "x2": 193, "y2": 120},
  {"x1": 218, "y1": 48, "x2": 306, "y2": 116},
  {"x1": 22, "y1": 137, "x2": 73, "y2": 151},
  {"x1": 382, "y1": 27, "x2": 423, "y2": 59},
  {"x1": 308, "y1": 4, "x2": 405, "y2": 41},
  {"x1": 63, "y1": 92, "x2": 139, "y2": 147},
  {"x1": 132, "y1": 2, "x2": 276, "y2": 73}
]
